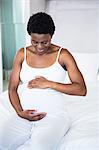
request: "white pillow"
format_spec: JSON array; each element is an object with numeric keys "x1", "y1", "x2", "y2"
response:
[{"x1": 71, "y1": 52, "x2": 99, "y2": 84}]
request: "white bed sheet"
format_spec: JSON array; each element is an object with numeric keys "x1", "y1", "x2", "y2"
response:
[
  {"x1": 59, "y1": 82, "x2": 99, "y2": 150},
  {"x1": 0, "y1": 82, "x2": 99, "y2": 150}
]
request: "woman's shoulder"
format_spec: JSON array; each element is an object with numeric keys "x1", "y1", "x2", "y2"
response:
[
  {"x1": 60, "y1": 48, "x2": 74, "y2": 59},
  {"x1": 58, "y1": 47, "x2": 76, "y2": 66},
  {"x1": 17, "y1": 47, "x2": 24, "y2": 54},
  {"x1": 14, "y1": 47, "x2": 25, "y2": 63},
  {"x1": 52, "y1": 44, "x2": 71, "y2": 55},
  {"x1": 60, "y1": 48, "x2": 72, "y2": 55}
]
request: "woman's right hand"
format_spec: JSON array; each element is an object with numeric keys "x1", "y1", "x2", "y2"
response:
[{"x1": 18, "y1": 110, "x2": 47, "y2": 121}]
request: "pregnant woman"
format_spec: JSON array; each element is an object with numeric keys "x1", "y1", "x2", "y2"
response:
[{"x1": 0, "y1": 12, "x2": 86, "y2": 150}]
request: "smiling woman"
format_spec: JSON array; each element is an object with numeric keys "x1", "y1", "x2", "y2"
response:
[
  {"x1": 31, "y1": 33, "x2": 51, "y2": 54},
  {"x1": 0, "y1": 12, "x2": 86, "y2": 150}
]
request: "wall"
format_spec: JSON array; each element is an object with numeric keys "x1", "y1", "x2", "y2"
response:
[
  {"x1": 46, "y1": 0, "x2": 99, "y2": 53},
  {"x1": 30, "y1": 0, "x2": 46, "y2": 14},
  {"x1": 26, "y1": 0, "x2": 46, "y2": 45}
]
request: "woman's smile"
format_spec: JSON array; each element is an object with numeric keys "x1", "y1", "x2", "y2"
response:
[{"x1": 37, "y1": 48, "x2": 45, "y2": 53}]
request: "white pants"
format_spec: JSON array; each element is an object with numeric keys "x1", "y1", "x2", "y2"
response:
[{"x1": 0, "y1": 112, "x2": 70, "y2": 150}]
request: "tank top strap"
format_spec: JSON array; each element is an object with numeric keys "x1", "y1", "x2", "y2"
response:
[
  {"x1": 56, "y1": 47, "x2": 62, "y2": 62},
  {"x1": 24, "y1": 46, "x2": 26, "y2": 60}
]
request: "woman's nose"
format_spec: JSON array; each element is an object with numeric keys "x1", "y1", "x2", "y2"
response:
[{"x1": 37, "y1": 43, "x2": 43, "y2": 49}]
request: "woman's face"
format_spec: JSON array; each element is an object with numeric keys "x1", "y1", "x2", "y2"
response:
[{"x1": 31, "y1": 33, "x2": 52, "y2": 55}]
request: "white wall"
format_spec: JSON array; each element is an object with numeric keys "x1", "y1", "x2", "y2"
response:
[
  {"x1": 26, "y1": 0, "x2": 46, "y2": 46},
  {"x1": 30, "y1": 0, "x2": 46, "y2": 15},
  {"x1": 46, "y1": 0, "x2": 99, "y2": 53}
]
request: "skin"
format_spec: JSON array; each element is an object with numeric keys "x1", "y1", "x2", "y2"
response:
[{"x1": 8, "y1": 33, "x2": 87, "y2": 121}]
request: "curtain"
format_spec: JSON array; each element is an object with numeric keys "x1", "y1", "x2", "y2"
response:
[{"x1": 1, "y1": 0, "x2": 26, "y2": 70}]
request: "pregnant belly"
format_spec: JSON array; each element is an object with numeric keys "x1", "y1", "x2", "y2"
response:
[{"x1": 19, "y1": 86, "x2": 65, "y2": 114}]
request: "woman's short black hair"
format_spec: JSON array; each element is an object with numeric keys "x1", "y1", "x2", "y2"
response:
[{"x1": 27, "y1": 12, "x2": 55, "y2": 37}]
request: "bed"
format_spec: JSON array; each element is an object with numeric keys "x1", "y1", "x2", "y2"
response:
[{"x1": 0, "y1": 52, "x2": 99, "y2": 150}]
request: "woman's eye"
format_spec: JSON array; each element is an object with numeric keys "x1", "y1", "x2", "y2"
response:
[
  {"x1": 42, "y1": 42, "x2": 47, "y2": 44},
  {"x1": 34, "y1": 41, "x2": 38, "y2": 44}
]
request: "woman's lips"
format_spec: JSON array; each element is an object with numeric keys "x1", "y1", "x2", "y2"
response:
[{"x1": 37, "y1": 49, "x2": 44, "y2": 53}]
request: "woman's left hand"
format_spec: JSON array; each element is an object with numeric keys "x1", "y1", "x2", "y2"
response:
[{"x1": 27, "y1": 76, "x2": 51, "y2": 89}]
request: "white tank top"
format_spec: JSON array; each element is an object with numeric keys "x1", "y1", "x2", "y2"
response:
[
  {"x1": 19, "y1": 47, "x2": 67, "y2": 113},
  {"x1": 20, "y1": 47, "x2": 66, "y2": 84}
]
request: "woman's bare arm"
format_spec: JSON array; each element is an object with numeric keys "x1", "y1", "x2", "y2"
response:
[
  {"x1": 8, "y1": 49, "x2": 24, "y2": 114},
  {"x1": 49, "y1": 49, "x2": 87, "y2": 96}
]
